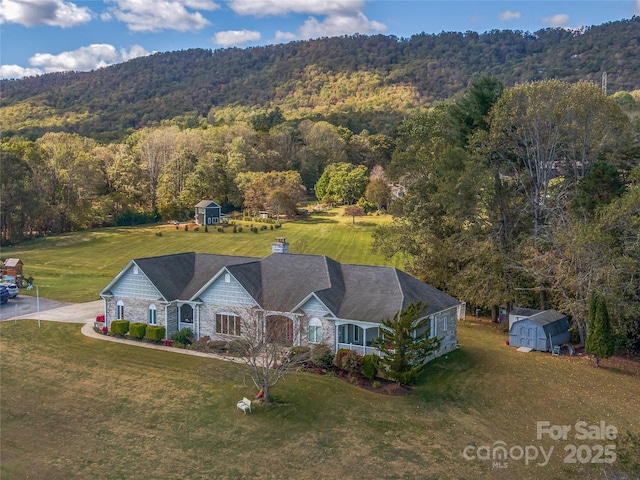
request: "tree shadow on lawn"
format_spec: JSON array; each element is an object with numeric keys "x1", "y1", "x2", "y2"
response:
[{"x1": 295, "y1": 215, "x2": 339, "y2": 225}]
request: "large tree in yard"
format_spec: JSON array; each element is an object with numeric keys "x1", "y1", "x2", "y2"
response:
[
  {"x1": 235, "y1": 311, "x2": 310, "y2": 401},
  {"x1": 585, "y1": 295, "x2": 615, "y2": 367},
  {"x1": 371, "y1": 301, "x2": 441, "y2": 384}
]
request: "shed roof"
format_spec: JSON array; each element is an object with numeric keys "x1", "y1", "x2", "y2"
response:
[
  {"x1": 195, "y1": 200, "x2": 220, "y2": 208},
  {"x1": 3, "y1": 258, "x2": 23, "y2": 267}
]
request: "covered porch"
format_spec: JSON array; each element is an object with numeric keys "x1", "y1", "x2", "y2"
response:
[{"x1": 335, "y1": 321, "x2": 383, "y2": 356}]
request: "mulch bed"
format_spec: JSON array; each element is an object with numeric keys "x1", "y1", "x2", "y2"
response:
[{"x1": 303, "y1": 364, "x2": 414, "y2": 396}]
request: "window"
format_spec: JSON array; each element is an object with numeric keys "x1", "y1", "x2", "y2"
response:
[
  {"x1": 148, "y1": 304, "x2": 157, "y2": 325},
  {"x1": 338, "y1": 324, "x2": 348, "y2": 343},
  {"x1": 133, "y1": 265, "x2": 139, "y2": 275},
  {"x1": 216, "y1": 313, "x2": 241, "y2": 336},
  {"x1": 308, "y1": 317, "x2": 322, "y2": 343},
  {"x1": 353, "y1": 325, "x2": 361, "y2": 343},
  {"x1": 116, "y1": 300, "x2": 124, "y2": 320},
  {"x1": 443, "y1": 315, "x2": 448, "y2": 331},
  {"x1": 224, "y1": 273, "x2": 231, "y2": 283}
]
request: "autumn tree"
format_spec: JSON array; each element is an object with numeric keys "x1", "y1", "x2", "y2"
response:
[
  {"x1": 371, "y1": 301, "x2": 441, "y2": 384},
  {"x1": 364, "y1": 177, "x2": 391, "y2": 210},
  {"x1": 343, "y1": 205, "x2": 365, "y2": 225},
  {"x1": 236, "y1": 171, "x2": 305, "y2": 215}
]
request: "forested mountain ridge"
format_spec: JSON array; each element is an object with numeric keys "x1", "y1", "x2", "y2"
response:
[{"x1": 2, "y1": 17, "x2": 639, "y2": 140}]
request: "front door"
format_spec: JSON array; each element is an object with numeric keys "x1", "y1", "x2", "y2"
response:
[
  {"x1": 266, "y1": 315, "x2": 293, "y2": 345},
  {"x1": 179, "y1": 304, "x2": 194, "y2": 331}
]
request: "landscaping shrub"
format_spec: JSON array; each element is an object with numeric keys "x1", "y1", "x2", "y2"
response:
[
  {"x1": 204, "y1": 225, "x2": 208, "y2": 232},
  {"x1": 363, "y1": 354, "x2": 380, "y2": 380},
  {"x1": 171, "y1": 328, "x2": 194, "y2": 346},
  {"x1": 110, "y1": 320, "x2": 130, "y2": 336},
  {"x1": 129, "y1": 322, "x2": 147, "y2": 339},
  {"x1": 146, "y1": 325, "x2": 166, "y2": 342},
  {"x1": 209, "y1": 340, "x2": 228, "y2": 353},
  {"x1": 227, "y1": 339, "x2": 249, "y2": 356},
  {"x1": 184, "y1": 225, "x2": 189, "y2": 231},
  {"x1": 333, "y1": 348, "x2": 351, "y2": 369},
  {"x1": 310, "y1": 344, "x2": 334, "y2": 368},
  {"x1": 237, "y1": 227, "x2": 243, "y2": 233},
  {"x1": 342, "y1": 350, "x2": 363, "y2": 376},
  {"x1": 289, "y1": 346, "x2": 311, "y2": 363}
]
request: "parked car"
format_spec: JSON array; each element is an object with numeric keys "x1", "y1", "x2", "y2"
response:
[
  {"x1": 0, "y1": 285, "x2": 8, "y2": 304},
  {"x1": 4, "y1": 283, "x2": 18, "y2": 298}
]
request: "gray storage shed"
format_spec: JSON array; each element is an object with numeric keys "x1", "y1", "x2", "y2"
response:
[{"x1": 508, "y1": 309, "x2": 570, "y2": 352}]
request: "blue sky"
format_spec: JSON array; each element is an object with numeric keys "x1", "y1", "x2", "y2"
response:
[{"x1": 1, "y1": 1, "x2": 638, "y2": 79}]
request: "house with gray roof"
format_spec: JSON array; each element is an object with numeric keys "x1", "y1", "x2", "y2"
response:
[{"x1": 100, "y1": 239, "x2": 464, "y2": 358}]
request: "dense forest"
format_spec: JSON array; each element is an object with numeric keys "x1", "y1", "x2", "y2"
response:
[
  {"x1": 1, "y1": 17, "x2": 639, "y2": 140},
  {"x1": 1, "y1": 20, "x2": 639, "y2": 355}
]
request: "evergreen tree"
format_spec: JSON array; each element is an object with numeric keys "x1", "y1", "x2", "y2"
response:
[
  {"x1": 585, "y1": 295, "x2": 615, "y2": 366},
  {"x1": 371, "y1": 301, "x2": 441, "y2": 384}
]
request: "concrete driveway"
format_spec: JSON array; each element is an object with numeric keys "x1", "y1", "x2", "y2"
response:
[{"x1": 0, "y1": 297, "x2": 103, "y2": 323}]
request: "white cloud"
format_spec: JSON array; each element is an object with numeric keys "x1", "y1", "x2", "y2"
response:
[
  {"x1": 0, "y1": 64, "x2": 43, "y2": 80},
  {"x1": 543, "y1": 13, "x2": 570, "y2": 27},
  {"x1": 229, "y1": 0, "x2": 364, "y2": 17},
  {"x1": 213, "y1": 29, "x2": 261, "y2": 46},
  {"x1": 498, "y1": 10, "x2": 521, "y2": 21},
  {"x1": 105, "y1": 0, "x2": 218, "y2": 32},
  {"x1": 28, "y1": 43, "x2": 151, "y2": 73},
  {"x1": 0, "y1": 0, "x2": 92, "y2": 27},
  {"x1": 275, "y1": 30, "x2": 297, "y2": 42},
  {"x1": 290, "y1": 12, "x2": 385, "y2": 39}
]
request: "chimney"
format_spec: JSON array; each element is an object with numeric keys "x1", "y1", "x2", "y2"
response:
[{"x1": 272, "y1": 237, "x2": 289, "y2": 254}]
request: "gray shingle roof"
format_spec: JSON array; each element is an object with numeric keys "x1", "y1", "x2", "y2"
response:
[
  {"x1": 112, "y1": 251, "x2": 461, "y2": 323},
  {"x1": 195, "y1": 200, "x2": 220, "y2": 208}
]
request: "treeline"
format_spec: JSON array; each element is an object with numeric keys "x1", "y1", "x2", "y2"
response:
[
  {"x1": 1, "y1": 77, "x2": 639, "y2": 354},
  {"x1": 1, "y1": 18, "x2": 639, "y2": 140},
  {"x1": 0, "y1": 115, "x2": 392, "y2": 240},
  {"x1": 373, "y1": 78, "x2": 640, "y2": 354}
]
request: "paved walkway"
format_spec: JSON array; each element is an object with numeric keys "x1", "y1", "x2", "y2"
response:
[
  {"x1": 81, "y1": 321, "x2": 245, "y2": 363},
  {"x1": 11, "y1": 299, "x2": 254, "y2": 365}
]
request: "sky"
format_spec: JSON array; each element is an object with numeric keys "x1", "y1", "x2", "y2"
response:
[{"x1": 1, "y1": 0, "x2": 638, "y2": 80}]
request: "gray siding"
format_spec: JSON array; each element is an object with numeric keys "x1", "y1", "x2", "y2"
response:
[
  {"x1": 200, "y1": 274, "x2": 257, "y2": 307},
  {"x1": 300, "y1": 296, "x2": 331, "y2": 317},
  {"x1": 111, "y1": 266, "x2": 162, "y2": 301}
]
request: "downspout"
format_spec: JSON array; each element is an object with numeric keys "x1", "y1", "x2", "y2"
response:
[{"x1": 164, "y1": 303, "x2": 169, "y2": 340}]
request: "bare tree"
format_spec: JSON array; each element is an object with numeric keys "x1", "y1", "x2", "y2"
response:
[{"x1": 236, "y1": 310, "x2": 309, "y2": 401}]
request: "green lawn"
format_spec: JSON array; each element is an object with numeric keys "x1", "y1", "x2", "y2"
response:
[
  {"x1": 2, "y1": 210, "x2": 403, "y2": 302},
  {"x1": 2, "y1": 210, "x2": 639, "y2": 479},
  {"x1": 1, "y1": 319, "x2": 638, "y2": 479}
]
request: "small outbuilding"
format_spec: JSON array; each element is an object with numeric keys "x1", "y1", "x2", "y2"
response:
[
  {"x1": 2, "y1": 258, "x2": 24, "y2": 286},
  {"x1": 508, "y1": 308, "x2": 570, "y2": 352},
  {"x1": 195, "y1": 200, "x2": 221, "y2": 226}
]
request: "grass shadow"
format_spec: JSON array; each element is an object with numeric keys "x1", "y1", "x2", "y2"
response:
[{"x1": 296, "y1": 216, "x2": 339, "y2": 225}]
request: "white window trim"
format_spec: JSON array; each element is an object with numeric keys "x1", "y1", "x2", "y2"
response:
[
  {"x1": 116, "y1": 300, "x2": 124, "y2": 320},
  {"x1": 148, "y1": 304, "x2": 157, "y2": 325},
  {"x1": 308, "y1": 317, "x2": 322, "y2": 344}
]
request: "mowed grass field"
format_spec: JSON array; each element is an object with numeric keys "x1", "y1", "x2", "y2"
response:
[
  {"x1": 2, "y1": 209, "x2": 639, "y2": 479},
  {"x1": 1, "y1": 319, "x2": 638, "y2": 480},
  {"x1": 1, "y1": 210, "x2": 402, "y2": 302}
]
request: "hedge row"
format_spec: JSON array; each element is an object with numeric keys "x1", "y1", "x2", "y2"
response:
[{"x1": 109, "y1": 320, "x2": 166, "y2": 342}]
